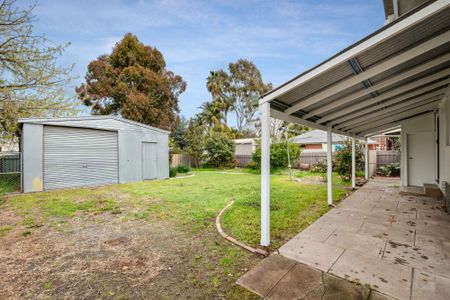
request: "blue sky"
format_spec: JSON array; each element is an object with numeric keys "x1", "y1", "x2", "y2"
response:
[{"x1": 25, "y1": 0, "x2": 384, "y2": 125}]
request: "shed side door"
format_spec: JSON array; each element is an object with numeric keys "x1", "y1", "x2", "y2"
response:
[
  {"x1": 142, "y1": 142, "x2": 157, "y2": 180},
  {"x1": 43, "y1": 126, "x2": 119, "y2": 190}
]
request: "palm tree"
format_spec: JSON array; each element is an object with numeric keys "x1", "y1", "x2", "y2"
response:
[
  {"x1": 206, "y1": 70, "x2": 232, "y2": 125},
  {"x1": 198, "y1": 101, "x2": 223, "y2": 127}
]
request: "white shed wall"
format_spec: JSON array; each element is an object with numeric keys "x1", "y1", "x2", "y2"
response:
[
  {"x1": 22, "y1": 124, "x2": 43, "y2": 193},
  {"x1": 118, "y1": 131, "x2": 169, "y2": 183},
  {"x1": 21, "y1": 118, "x2": 169, "y2": 192}
]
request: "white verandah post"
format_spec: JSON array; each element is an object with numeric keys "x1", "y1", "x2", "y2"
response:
[
  {"x1": 327, "y1": 127, "x2": 333, "y2": 205},
  {"x1": 365, "y1": 137, "x2": 369, "y2": 180},
  {"x1": 352, "y1": 136, "x2": 356, "y2": 189},
  {"x1": 260, "y1": 101, "x2": 270, "y2": 246}
]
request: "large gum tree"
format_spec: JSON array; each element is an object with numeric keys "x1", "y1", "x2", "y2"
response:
[{"x1": 76, "y1": 33, "x2": 186, "y2": 131}]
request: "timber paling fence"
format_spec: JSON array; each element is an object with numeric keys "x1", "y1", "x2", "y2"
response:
[
  {"x1": 170, "y1": 150, "x2": 401, "y2": 174},
  {"x1": 0, "y1": 152, "x2": 21, "y2": 193},
  {"x1": 375, "y1": 150, "x2": 401, "y2": 167},
  {"x1": 235, "y1": 155, "x2": 252, "y2": 167}
]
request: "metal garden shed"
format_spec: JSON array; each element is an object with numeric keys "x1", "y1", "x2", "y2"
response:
[{"x1": 19, "y1": 116, "x2": 169, "y2": 192}]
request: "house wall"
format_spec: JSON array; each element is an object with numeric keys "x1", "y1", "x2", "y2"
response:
[
  {"x1": 400, "y1": 113, "x2": 435, "y2": 187},
  {"x1": 304, "y1": 144, "x2": 323, "y2": 151},
  {"x1": 438, "y1": 91, "x2": 450, "y2": 188},
  {"x1": 322, "y1": 143, "x2": 342, "y2": 152}
]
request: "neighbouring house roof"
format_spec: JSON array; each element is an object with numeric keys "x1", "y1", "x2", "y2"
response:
[
  {"x1": 261, "y1": 0, "x2": 450, "y2": 138},
  {"x1": 234, "y1": 138, "x2": 257, "y2": 144},
  {"x1": 18, "y1": 116, "x2": 170, "y2": 134},
  {"x1": 291, "y1": 129, "x2": 378, "y2": 145}
]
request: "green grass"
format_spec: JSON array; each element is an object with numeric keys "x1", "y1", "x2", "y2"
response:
[
  {"x1": 222, "y1": 174, "x2": 347, "y2": 249},
  {"x1": 1, "y1": 170, "x2": 351, "y2": 298},
  {"x1": 295, "y1": 170, "x2": 352, "y2": 187},
  {"x1": 0, "y1": 173, "x2": 20, "y2": 193},
  {"x1": 4, "y1": 170, "x2": 349, "y2": 249},
  {"x1": 7, "y1": 188, "x2": 120, "y2": 221},
  {"x1": 120, "y1": 170, "x2": 348, "y2": 249},
  {"x1": 0, "y1": 225, "x2": 12, "y2": 237}
]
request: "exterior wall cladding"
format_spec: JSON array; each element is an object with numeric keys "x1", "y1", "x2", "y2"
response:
[{"x1": 20, "y1": 117, "x2": 169, "y2": 193}]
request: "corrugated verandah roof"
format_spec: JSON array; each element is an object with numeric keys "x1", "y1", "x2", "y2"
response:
[{"x1": 262, "y1": 0, "x2": 450, "y2": 138}]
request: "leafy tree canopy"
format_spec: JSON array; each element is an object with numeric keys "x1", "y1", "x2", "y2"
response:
[
  {"x1": 76, "y1": 33, "x2": 186, "y2": 131},
  {"x1": 204, "y1": 59, "x2": 272, "y2": 133},
  {"x1": 0, "y1": 0, "x2": 77, "y2": 141}
]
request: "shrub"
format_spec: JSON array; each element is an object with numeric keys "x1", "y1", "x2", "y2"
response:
[
  {"x1": 310, "y1": 160, "x2": 327, "y2": 173},
  {"x1": 169, "y1": 167, "x2": 177, "y2": 178},
  {"x1": 203, "y1": 130, "x2": 236, "y2": 168},
  {"x1": 334, "y1": 139, "x2": 364, "y2": 182},
  {"x1": 176, "y1": 165, "x2": 191, "y2": 173},
  {"x1": 252, "y1": 141, "x2": 301, "y2": 170},
  {"x1": 246, "y1": 161, "x2": 258, "y2": 170},
  {"x1": 377, "y1": 163, "x2": 400, "y2": 177}
]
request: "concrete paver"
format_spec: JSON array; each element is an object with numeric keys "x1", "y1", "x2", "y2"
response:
[
  {"x1": 329, "y1": 249, "x2": 412, "y2": 300},
  {"x1": 383, "y1": 240, "x2": 450, "y2": 276},
  {"x1": 236, "y1": 254, "x2": 295, "y2": 297},
  {"x1": 238, "y1": 178, "x2": 450, "y2": 299},
  {"x1": 411, "y1": 271, "x2": 450, "y2": 300},
  {"x1": 325, "y1": 230, "x2": 386, "y2": 258},
  {"x1": 279, "y1": 237, "x2": 344, "y2": 272}
]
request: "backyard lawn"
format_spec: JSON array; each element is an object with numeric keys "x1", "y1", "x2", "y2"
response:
[{"x1": 0, "y1": 170, "x2": 350, "y2": 299}]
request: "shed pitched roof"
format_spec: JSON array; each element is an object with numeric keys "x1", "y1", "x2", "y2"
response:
[{"x1": 18, "y1": 116, "x2": 170, "y2": 134}]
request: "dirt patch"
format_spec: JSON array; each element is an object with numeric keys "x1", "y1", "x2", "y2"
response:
[{"x1": 0, "y1": 204, "x2": 260, "y2": 299}]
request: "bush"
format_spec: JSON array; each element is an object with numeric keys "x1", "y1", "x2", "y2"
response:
[
  {"x1": 246, "y1": 161, "x2": 258, "y2": 170},
  {"x1": 203, "y1": 130, "x2": 236, "y2": 168},
  {"x1": 169, "y1": 167, "x2": 177, "y2": 178},
  {"x1": 377, "y1": 163, "x2": 400, "y2": 177},
  {"x1": 176, "y1": 165, "x2": 191, "y2": 173},
  {"x1": 334, "y1": 139, "x2": 364, "y2": 182},
  {"x1": 310, "y1": 160, "x2": 327, "y2": 173},
  {"x1": 252, "y1": 141, "x2": 301, "y2": 170}
]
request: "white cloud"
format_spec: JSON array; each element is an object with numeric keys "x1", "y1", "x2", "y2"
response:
[{"x1": 23, "y1": 0, "x2": 383, "y2": 122}]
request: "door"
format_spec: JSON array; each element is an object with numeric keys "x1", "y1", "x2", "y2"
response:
[
  {"x1": 43, "y1": 126, "x2": 119, "y2": 190},
  {"x1": 142, "y1": 142, "x2": 157, "y2": 180},
  {"x1": 407, "y1": 132, "x2": 435, "y2": 187}
]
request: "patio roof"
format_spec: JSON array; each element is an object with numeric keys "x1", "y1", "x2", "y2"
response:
[{"x1": 260, "y1": 0, "x2": 450, "y2": 138}]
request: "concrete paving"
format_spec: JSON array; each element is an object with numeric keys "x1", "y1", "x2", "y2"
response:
[
  {"x1": 238, "y1": 178, "x2": 450, "y2": 299},
  {"x1": 237, "y1": 255, "x2": 373, "y2": 300}
]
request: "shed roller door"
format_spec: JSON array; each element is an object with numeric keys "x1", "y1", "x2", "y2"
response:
[{"x1": 44, "y1": 126, "x2": 118, "y2": 190}]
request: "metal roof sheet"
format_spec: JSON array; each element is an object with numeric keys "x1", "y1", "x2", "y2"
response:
[{"x1": 18, "y1": 116, "x2": 170, "y2": 134}]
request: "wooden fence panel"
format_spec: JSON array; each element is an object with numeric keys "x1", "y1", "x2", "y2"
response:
[
  {"x1": 171, "y1": 153, "x2": 197, "y2": 168},
  {"x1": 296, "y1": 152, "x2": 333, "y2": 168},
  {"x1": 235, "y1": 155, "x2": 252, "y2": 167},
  {"x1": 376, "y1": 150, "x2": 401, "y2": 167}
]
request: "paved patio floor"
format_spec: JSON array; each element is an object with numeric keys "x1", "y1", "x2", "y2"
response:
[{"x1": 238, "y1": 178, "x2": 450, "y2": 299}]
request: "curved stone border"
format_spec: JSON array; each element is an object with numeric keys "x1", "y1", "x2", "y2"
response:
[
  {"x1": 169, "y1": 173, "x2": 196, "y2": 180},
  {"x1": 216, "y1": 200, "x2": 269, "y2": 256}
]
